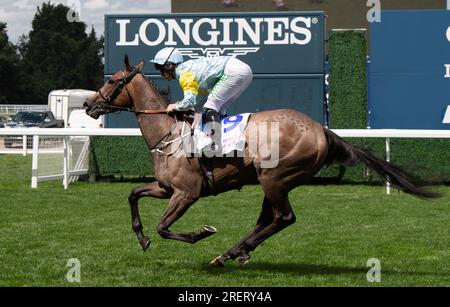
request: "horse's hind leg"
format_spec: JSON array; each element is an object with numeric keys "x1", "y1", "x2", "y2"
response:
[
  {"x1": 128, "y1": 181, "x2": 170, "y2": 251},
  {"x1": 211, "y1": 189, "x2": 296, "y2": 266},
  {"x1": 210, "y1": 196, "x2": 274, "y2": 266},
  {"x1": 242, "y1": 193, "x2": 296, "y2": 255}
]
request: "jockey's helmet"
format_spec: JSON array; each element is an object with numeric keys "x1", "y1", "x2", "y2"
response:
[{"x1": 151, "y1": 47, "x2": 184, "y2": 72}]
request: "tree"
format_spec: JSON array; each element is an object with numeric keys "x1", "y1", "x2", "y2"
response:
[
  {"x1": 78, "y1": 27, "x2": 104, "y2": 90},
  {"x1": 0, "y1": 22, "x2": 21, "y2": 104},
  {"x1": 20, "y1": 2, "x2": 103, "y2": 104}
]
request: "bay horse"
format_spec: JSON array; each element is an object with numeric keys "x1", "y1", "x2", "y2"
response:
[{"x1": 84, "y1": 56, "x2": 439, "y2": 267}]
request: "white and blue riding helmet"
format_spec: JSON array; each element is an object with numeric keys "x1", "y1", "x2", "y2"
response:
[{"x1": 150, "y1": 47, "x2": 184, "y2": 66}]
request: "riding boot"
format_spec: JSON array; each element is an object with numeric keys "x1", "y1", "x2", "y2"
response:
[{"x1": 204, "y1": 108, "x2": 222, "y2": 154}]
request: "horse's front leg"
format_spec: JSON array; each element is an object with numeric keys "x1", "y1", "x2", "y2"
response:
[
  {"x1": 156, "y1": 191, "x2": 217, "y2": 244},
  {"x1": 128, "y1": 181, "x2": 170, "y2": 251}
]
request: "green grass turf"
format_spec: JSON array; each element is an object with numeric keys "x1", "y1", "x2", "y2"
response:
[{"x1": 0, "y1": 155, "x2": 449, "y2": 286}]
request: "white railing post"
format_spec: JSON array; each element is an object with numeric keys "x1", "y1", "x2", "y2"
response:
[
  {"x1": 31, "y1": 135, "x2": 39, "y2": 188},
  {"x1": 63, "y1": 136, "x2": 69, "y2": 189},
  {"x1": 385, "y1": 137, "x2": 391, "y2": 195},
  {"x1": 22, "y1": 135, "x2": 27, "y2": 156}
]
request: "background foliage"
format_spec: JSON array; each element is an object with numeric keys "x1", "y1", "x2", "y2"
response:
[
  {"x1": 89, "y1": 136, "x2": 153, "y2": 177},
  {"x1": 0, "y1": 22, "x2": 22, "y2": 104},
  {"x1": 317, "y1": 30, "x2": 368, "y2": 180},
  {"x1": 0, "y1": 2, "x2": 103, "y2": 104}
]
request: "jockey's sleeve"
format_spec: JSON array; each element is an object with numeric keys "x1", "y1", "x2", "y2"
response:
[{"x1": 173, "y1": 70, "x2": 199, "y2": 111}]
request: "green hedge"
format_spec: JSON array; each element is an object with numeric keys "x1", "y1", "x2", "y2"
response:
[
  {"x1": 363, "y1": 138, "x2": 450, "y2": 183},
  {"x1": 328, "y1": 30, "x2": 368, "y2": 129},
  {"x1": 317, "y1": 30, "x2": 368, "y2": 180},
  {"x1": 89, "y1": 136, "x2": 152, "y2": 177}
]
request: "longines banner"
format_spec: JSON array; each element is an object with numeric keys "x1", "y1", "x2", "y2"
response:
[
  {"x1": 104, "y1": 12, "x2": 325, "y2": 75},
  {"x1": 369, "y1": 10, "x2": 450, "y2": 129}
]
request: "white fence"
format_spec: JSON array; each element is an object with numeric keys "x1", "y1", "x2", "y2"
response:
[
  {"x1": 0, "y1": 128, "x2": 449, "y2": 193},
  {"x1": 0, "y1": 104, "x2": 48, "y2": 115}
]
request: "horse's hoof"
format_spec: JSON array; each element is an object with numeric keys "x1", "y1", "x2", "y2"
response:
[
  {"x1": 140, "y1": 237, "x2": 151, "y2": 251},
  {"x1": 201, "y1": 225, "x2": 217, "y2": 236},
  {"x1": 237, "y1": 254, "x2": 250, "y2": 266},
  {"x1": 209, "y1": 255, "x2": 228, "y2": 267}
]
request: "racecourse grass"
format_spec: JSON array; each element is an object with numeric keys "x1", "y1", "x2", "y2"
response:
[{"x1": 1, "y1": 155, "x2": 450, "y2": 287}]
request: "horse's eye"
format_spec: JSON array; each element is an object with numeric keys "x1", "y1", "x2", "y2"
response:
[{"x1": 108, "y1": 79, "x2": 115, "y2": 85}]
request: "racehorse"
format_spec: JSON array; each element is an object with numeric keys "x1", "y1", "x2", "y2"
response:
[{"x1": 84, "y1": 56, "x2": 439, "y2": 266}]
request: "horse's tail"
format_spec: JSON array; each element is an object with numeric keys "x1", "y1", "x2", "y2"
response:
[{"x1": 323, "y1": 128, "x2": 440, "y2": 198}]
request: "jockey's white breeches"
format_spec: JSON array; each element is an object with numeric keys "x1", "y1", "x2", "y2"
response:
[{"x1": 203, "y1": 57, "x2": 253, "y2": 116}]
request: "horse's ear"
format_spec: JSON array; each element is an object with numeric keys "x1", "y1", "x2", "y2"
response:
[
  {"x1": 124, "y1": 54, "x2": 132, "y2": 71},
  {"x1": 135, "y1": 59, "x2": 145, "y2": 72}
]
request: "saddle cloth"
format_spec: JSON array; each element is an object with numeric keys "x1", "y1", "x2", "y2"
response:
[{"x1": 193, "y1": 113, "x2": 252, "y2": 155}]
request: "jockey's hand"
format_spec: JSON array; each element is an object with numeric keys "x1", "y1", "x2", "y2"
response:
[{"x1": 166, "y1": 104, "x2": 176, "y2": 114}]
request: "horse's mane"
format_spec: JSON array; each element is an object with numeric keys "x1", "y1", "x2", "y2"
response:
[{"x1": 143, "y1": 75, "x2": 171, "y2": 106}]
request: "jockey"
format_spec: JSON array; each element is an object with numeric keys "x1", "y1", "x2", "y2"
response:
[{"x1": 150, "y1": 47, "x2": 253, "y2": 152}]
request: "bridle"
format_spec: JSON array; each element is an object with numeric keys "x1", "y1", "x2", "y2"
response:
[
  {"x1": 93, "y1": 65, "x2": 191, "y2": 155},
  {"x1": 95, "y1": 67, "x2": 166, "y2": 115}
]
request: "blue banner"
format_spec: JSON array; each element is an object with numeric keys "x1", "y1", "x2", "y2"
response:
[{"x1": 369, "y1": 10, "x2": 450, "y2": 129}]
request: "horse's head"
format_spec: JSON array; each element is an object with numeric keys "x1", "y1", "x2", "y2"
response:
[{"x1": 84, "y1": 55, "x2": 145, "y2": 119}]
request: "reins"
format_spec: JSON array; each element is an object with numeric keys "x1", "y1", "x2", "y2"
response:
[
  {"x1": 96, "y1": 68, "x2": 168, "y2": 115},
  {"x1": 99, "y1": 104, "x2": 167, "y2": 114}
]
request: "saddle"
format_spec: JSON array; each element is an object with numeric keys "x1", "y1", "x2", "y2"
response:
[{"x1": 178, "y1": 111, "x2": 252, "y2": 196}]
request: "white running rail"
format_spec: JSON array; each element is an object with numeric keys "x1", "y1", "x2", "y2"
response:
[
  {"x1": 69, "y1": 137, "x2": 91, "y2": 183},
  {"x1": 0, "y1": 104, "x2": 48, "y2": 114},
  {"x1": 0, "y1": 128, "x2": 449, "y2": 192}
]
